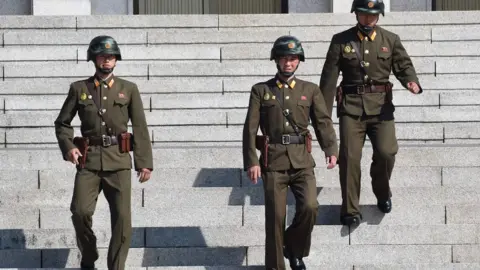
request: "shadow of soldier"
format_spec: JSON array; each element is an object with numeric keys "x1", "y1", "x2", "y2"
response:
[{"x1": 0, "y1": 229, "x2": 36, "y2": 268}]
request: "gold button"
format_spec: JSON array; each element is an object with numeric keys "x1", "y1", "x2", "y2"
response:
[
  {"x1": 365, "y1": 62, "x2": 370, "y2": 67},
  {"x1": 103, "y1": 96, "x2": 107, "y2": 100},
  {"x1": 365, "y1": 50, "x2": 369, "y2": 54},
  {"x1": 103, "y1": 84, "x2": 107, "y2": 88},
  {"x1": 286, "y1": 122, "x2": 289, "y2": 126},
  {"x1": 102, "y1": 109, "x2": 107, "y2": 113},
  {"x1": 351, "y1": 49, "x2": 355, "y2": 53},
  {"x1": 286, "y1": 96, "x2": 290, "y2": 100},
  {"x1": 101, "y1": 122, "x2": 105, "y2": 126}
]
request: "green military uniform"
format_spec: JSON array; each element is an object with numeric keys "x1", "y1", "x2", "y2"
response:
[
  {"x1": 243, "y1": 36, "x2": 338, "y2": 270},
  {"x1": 54, "y1": 36, "x2": 153, "y2": 269},
  {"x1": 319, "y1": 0, "x2": 422, "y2": 225}
]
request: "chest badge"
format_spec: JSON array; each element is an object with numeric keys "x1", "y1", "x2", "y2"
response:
[
  {"x1": 264, "y1": 92, "x2": 270, "y2": 100},
  {"x1": 80, "y1": 93, "x2": 87, "y2": 100},
  {"x1": 381, "y1": 47, "x2": 389, "y2": 52},
  {"x1": 118, "y1": 93, "x2": 125, "y2": 98},
  {"x1": 344, "y1": 45, "x2": 352, "y2": 53}
]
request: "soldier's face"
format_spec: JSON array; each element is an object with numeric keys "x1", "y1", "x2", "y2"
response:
[
  {"x1": 277, "y1": 55, "x2": 299, "y2": 73},
  {"x1": 357, "y1": 12, "x2": 379, "y2": 26},
  {"x1": 96, "y1": 54, "x2": 117, "y2": 69}
]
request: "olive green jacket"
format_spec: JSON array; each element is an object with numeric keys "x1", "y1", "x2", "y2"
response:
[
  {"x1": 320, "y1": 26, "x2": 422, "y2": 117},
  {"x1": 243, "y1": 76, "x2": 338, "y2": 171},
  {"x1": 54, "y1": 75, "x2": 153, "y2": 171}
]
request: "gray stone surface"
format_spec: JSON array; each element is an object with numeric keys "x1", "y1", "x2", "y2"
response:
[
  {"x1": 0, "y1": 16, "x2": 75, "y2": 29},
  {"x1": 351, "y1": 224, "x2": 478, "y2": 244},
  {"x1": 0, "y1": 209, "x2": 39, "y2": 229},
  {"x1": 32, "y1": 0, "x2": 91, "y2": 15},
  {"x1": 42, "y1": 247, "x2": 247, "y2": 268},
  {"x1": 0, "y1": 188, "x2": 143, "y2": 208},
  {"x1": 291, "y1": 25, "x2": 431, "y2": 42},
  {"x1": 437, "y1": 59, "x2": 480, "y2": 74},
  {"x1": 441, "y1": 91, "x2": 480, "y2": 105},
  {"x1": 146, "y1": 225, "x2": 347, "y2": 247},
  {"x1": 0, "y1": 227, "x2": 144, "y2": 249},
  {"x1": 146, "y1": 110, "x2": 226, "y2": 125},
  {"x1": 390, "y1": 0, "x2": 432, "y2": 11},
  {"x1": 0, "y1": 111, "x2": 81, "y2": 127},
  {"x1": 244, "y1": 204, "x2": 446, "y2": 226},
  {"x1": 41, "y1": 206, "x2": 243, "y2": 228},
  {"x1": 248, "y1": 245, "x2": 451, "y2": 265},
  {"x1": 150, "y1": 93, "x2": 248, "y2": 109},
  {"x1": 77, "y1": 45, "x2": 221, "y2": 61},
  {"x1": 453, "y1": 245, "x2": 480, "y2": 263},
  {"x1": 2, "y1": 145, "x2": 480, "y2": 170},
  {"x1": 3, "y1": 62, "x2": 148, "y2": 78},
  {"x1": 447, "y1": 204, "x2": 480, "y2": 224},
  {"x1": 0, "y1": 250, "x2": 41, "y2": 268},
  {"x1": 0, "y1": 47, "x2": 77, "y2": 62},
  {"x1": 76, "y1": 15, "x2": 218, "y2": 29},
  {"x1": 443, "y1": 187, "x2": 480, "y2": 204},
  {"x1": 289, "y1": 0, "x2": 330, "y2": 13},
  {"x1": 4, "y1": 29, "x2": 148, "y2": 45},
  {"x1": 444, "y1": 123, "x2": 480, "y2": 139},
  {"x1": 433, "y1": 25, "x2": 480, "y2": 41},
  {"x1": 148, "y1": 28, "x2": 288, "y2": 44},
  {"x1": 0, "y1": 169, "x2": 38, "y2": 191},
  {"x1": 443, "y1": 167, "x2": 480, "y2": 186}
]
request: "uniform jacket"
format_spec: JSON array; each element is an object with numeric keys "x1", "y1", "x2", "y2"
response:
[
  {"x1": 54, "y1": 75, "x2": 153, "y2": 171},
  {"x1": 242, "y1": 75, "x2": 338, "y2": 171},
  {"x1": 320, "y1": 26, "x2": 422, "y2": 117}
]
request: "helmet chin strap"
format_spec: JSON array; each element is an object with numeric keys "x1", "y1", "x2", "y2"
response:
[
  {"x1": 356, "y1": 13, "x2": 378, "y2": 36},
  {"x1": 95, "y1": 63, "x2": 115, "y2": 76},
  {"x1": 276, "y1": 60, "x2": 299, "y2": 78}
]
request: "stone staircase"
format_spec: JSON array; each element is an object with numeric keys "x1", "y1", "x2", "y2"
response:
[{"x1": 0, "y1": 10, "x2": 479, "y2": 269}]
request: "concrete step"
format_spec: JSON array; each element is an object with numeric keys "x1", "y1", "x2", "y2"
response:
[
  {"x1": 0, "y1": 185, "x2": 477, "y2": 210},
  {"x1": 227, "y1": 106, "x2": 480, "y2": 124},
  {"x1": 432, "y1": 25, "x2": 480, "y2": 41},
  {"x1": 222, "y1": 42, "x2": 480, "y2": 60},
  {"x1": 1, "y1": 266, "x2": 480, "y2": 270},
  {"x1": 1, "y1": 244, "x2": 474, "y2": 268},
  {"x1": 12, "y1": 165, "x2": 443, "y2": 191},
  {"x1": 4, "y1": 90, "x2": 480, "y2": 111},
  {"x1": 0, "y1": 45, "x2": 221, "y2": 62},
  {"x1": 1, "y1": 122, "x2": 453, "y2": 144},
  {"x1": 0, "y1": 74, "x2": 476, "y2": 95},
  {"x1": 1, "y1": 224, "x2": 478, "y2": 249},
  {"x1": 0, "y1": 144, "x2": 479, "y2": 169},
  {"x1": 0, "y1": 58, "x2": 437, "y2": 78}
]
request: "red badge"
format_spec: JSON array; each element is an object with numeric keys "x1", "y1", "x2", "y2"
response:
[
  {"x1": 301, "y1": 96, "x2": 307, "y2": 100},
  {"x1": 381, "y1": 47, "x2": 389, "y2": 52},
  {"x1": 118, "y1": 93, "x2": 125, "y2": 98}
]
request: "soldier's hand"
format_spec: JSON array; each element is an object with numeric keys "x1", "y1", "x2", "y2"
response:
[
  {"x1": 248, "y1": 165, "x2": 261, "y2": 184},
  {"x1": 137, "y1": 168, "x2": 151, "y2": 183},
  {"x1": 67, "y1": 148, "x2": 82, "y2": 165},
  {"x1": 407, "y1": 82, "x2": 420, "y2": 94},
  {"x1": 326, "y1": 156, "x2": 337, "y2": 169}
]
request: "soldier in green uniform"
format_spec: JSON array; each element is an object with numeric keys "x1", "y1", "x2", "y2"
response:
[
  {"x1": 319, "y1": 0, "x2": 422, "y2": 226},
  {"x1": 242, "y1": 36, "x2": 338, "y2": 270},
  {"x1": 54, "y1": 35, "x2": 153, "y2": 269}
]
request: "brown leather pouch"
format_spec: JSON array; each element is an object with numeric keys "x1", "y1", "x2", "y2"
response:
[
  {"x1": 119, "y1": 132, "x2": 133, "y2": 153},
  {"x1": 306, "y1": 133, "x2": 312, "y2": 153},
  {"x1": 73, "y1": 137, "x2": 88, "y2": 168}
]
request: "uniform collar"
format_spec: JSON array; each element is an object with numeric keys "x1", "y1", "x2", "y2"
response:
[
  {"x1": 94, "y1": 74, "x2": 115, "y2": 88},
  {"x1": 357, "y1": 29, "x2": 377, "y2": 41},
  {"x1": 275, "y1": 74, "x2": 297, "y2": 89}
]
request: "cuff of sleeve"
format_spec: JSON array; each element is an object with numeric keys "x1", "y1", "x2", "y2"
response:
[{"x1": 323, "y1": 145, "x2": 338, "y2": 158}]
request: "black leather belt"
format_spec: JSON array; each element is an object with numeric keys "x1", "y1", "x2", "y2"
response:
[
  {"x1": 270, "y1": 134, "x2": 305, "y2": 145},
  {"x1": 87, "y1": 135, "x2": 119, "y2": 147},
  {"x1": 342, "y1": 84, "x2": 392, "y2": 95}
]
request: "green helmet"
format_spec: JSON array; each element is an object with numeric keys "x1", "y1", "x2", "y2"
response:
[
  {"x1": 270, "y1": 35, "x2": 305, "y2": 62},
  {"x1": 351, "y1": 0, "x2": 385, "y2": 16},
  {"x1": 87, "y1": 35, "x2": 122, "y2": 62}
]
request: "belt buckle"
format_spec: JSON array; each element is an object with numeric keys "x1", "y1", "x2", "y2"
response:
[
  {"x1": 357, "y1": 85, "x2": 365, "y2": 95},
  {"x1": 282, "y1": 134, "x2": 291, "y2": 145},
  {"x1": 102, "y1": 135, "x2": 112, "y2": 147}
]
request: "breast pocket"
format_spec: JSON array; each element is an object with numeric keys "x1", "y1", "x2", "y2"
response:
[
  {"x1": 377, "y1": 51, "x2": 392, "y2": 72},
  {"x1": 341, "y1": 51, "x2": 359, "y2": 70},
  {"x1": 113, "y1": 98, "x2": 129, "y2": 118},
  {"x1": 296, "y1": 100, "x2": 311, "y2": 127},
  {"x1": 77, "y1": 99, "x2": 97, "y2": 123}
]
